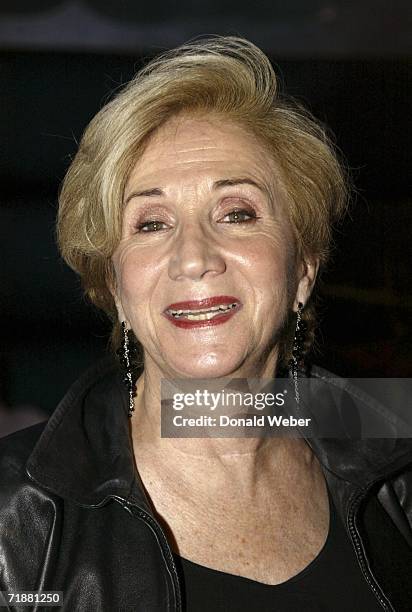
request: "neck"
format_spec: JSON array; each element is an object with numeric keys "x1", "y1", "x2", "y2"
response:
[{"x1": 130, "y1": 351, "x2": 313, "y2": 485}]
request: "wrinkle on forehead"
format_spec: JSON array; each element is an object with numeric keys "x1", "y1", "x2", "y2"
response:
[{"x1": 125, "y1": 113, "x2": 286, "y2": 216}]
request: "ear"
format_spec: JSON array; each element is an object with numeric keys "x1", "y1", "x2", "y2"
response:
[{"x1": 293, "y1": 256, "x2": 320, "y2": 311}]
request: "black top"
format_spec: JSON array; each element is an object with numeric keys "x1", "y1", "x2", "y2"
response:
[{"x1": 172, "y1": 486, "x2": 382, "y2": 611}]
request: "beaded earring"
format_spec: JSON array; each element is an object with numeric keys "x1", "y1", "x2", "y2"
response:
[
  {"x1": 289, "y1": 302, "x2": 307, "y2": 405},
  {"x1": 116, "y1": 322, "x2": 138, "y2": 418}
]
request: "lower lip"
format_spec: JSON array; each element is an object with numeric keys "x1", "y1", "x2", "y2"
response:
[{"x1": 162, "y1": 304, "x2": 242, "y2": 329}]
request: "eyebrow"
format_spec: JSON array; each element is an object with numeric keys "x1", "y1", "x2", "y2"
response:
[{"x1": 124, "y1": 177, "x2": 267, "y2": 205}]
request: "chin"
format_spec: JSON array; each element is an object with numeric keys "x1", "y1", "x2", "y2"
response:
[{"x1": 168, "y1": 354, "x2": 245, "y2": 380}]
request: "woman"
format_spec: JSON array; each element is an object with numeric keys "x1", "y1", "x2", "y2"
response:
[{"x1": 1, "y1": 36, "x2": 411, "y2": 611}]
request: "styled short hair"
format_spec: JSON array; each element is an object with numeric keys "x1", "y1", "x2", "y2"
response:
[{"x1": 57, "y1": 36, "x2": 349, "y2": 368}]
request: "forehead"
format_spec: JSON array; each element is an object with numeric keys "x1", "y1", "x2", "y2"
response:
[{"x1": 126, "y1": 113, "x2": 278, "y2": 188}]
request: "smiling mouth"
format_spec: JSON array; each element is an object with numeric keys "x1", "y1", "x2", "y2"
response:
[
  {"x1": 163, "y1": 295, "x2": 242, "y2": 327},
  {"x1": 166, "y1": 302, "x2": 240, "y2": 320}
]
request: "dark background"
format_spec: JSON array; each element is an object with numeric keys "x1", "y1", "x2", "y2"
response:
[{"x1": 0, "y1": 1, "x2": 411, "y2": 425}]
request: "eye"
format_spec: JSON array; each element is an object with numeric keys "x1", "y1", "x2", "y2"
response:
[
  {"x1": 220, "y1": 208, "x2": 260, "y2": 224},
  {"x1": 136, "y1": 220, "x2": 168, "y2": 233}
]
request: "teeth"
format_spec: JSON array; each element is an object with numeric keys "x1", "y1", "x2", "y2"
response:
[
  {"x1": 168, "y1": 302, "x2": 238, "y2": 318},
  {"x1": 186, "y1": 312, "x2": 221, "y2": 321}
]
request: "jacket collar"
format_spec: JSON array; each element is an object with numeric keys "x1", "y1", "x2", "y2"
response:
[
  {"x1": 25, "y1": 356, "x2": 412, "y2": 508},
  {"x1": 300, "y1": 367, "x2": 412, "y2": 488},
  {"x1": 26, "y1": 356, "x2": 151, "y2": 511}
]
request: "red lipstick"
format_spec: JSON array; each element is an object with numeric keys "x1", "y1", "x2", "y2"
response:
[{"x1": 163, "y1": 295, "x2": 242, "y2": 329}]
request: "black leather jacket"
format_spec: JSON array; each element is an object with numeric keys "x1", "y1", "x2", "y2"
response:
[{"x1": 0, "y1": 357, "x2": 411, "y2": 611}]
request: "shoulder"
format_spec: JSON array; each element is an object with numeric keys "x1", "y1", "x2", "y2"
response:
[
  {"x1": 0, "y1": 420, "x2": 56, "y2": 534},
  {"x1": 309, "y1": 365, "x2": 412, "y2": 545},
  {"x1": 0, "y1": 421, "x2": 59, "y2": 517},
  {"x1": 309, "y1": 364, "x2": 412, "y2": 439},
  {"x1": 0, "y1": 354, "x2": 122, "y2": 492},
  {"x1": 0, "y1": 420, "x2": 48, "y2": 483},
  {"x1": 0, "y1": 422, "x2": 60, "y2": 590}
]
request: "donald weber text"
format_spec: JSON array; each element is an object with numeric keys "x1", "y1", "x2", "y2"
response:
[{"x1": 172, "y1": 415, "x2": 312, "y2": 427}]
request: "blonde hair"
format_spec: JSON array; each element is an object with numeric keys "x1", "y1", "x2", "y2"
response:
[{"x1": 57, "y1": 35, "x2": 349, "y2": 367}]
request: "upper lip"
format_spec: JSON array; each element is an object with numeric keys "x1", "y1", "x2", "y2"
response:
[{"x1": 164, "y1": 295, "x2": 241, "y2": 312}]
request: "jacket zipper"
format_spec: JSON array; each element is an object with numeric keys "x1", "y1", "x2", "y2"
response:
[
  {"x1": 115, "y1": 497, "x2": 182, "y2": 612},
  {"x1": 347, "y1": 486, "x2": 394, "y2": 611}
]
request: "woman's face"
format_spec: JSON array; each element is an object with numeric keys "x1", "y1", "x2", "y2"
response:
[{"x1": 112, "y1": 114, "x2": 316, "y2": 379}]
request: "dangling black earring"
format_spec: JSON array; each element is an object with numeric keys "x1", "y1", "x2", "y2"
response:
[
  {"x1": 289, "y1": 302, "x2": 307, "y2": 404},
  {"x1": 116, "y1": 322, "x2": 138, "y2": 418}
]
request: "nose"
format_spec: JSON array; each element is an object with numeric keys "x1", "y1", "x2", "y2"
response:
[{"x1": 168, "y1": 222, "x2": 226, "y2": 282}]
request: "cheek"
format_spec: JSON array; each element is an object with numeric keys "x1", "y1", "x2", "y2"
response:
[
  {"x1": 112, "y1": 244, "x2": 157, "y2": 310},
  {"x1": 244, "y1": 235, "x2": 295, "y2": 318},
  {"x1": 244, "y1": 233, "x2": 291, "y2": 283}
]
